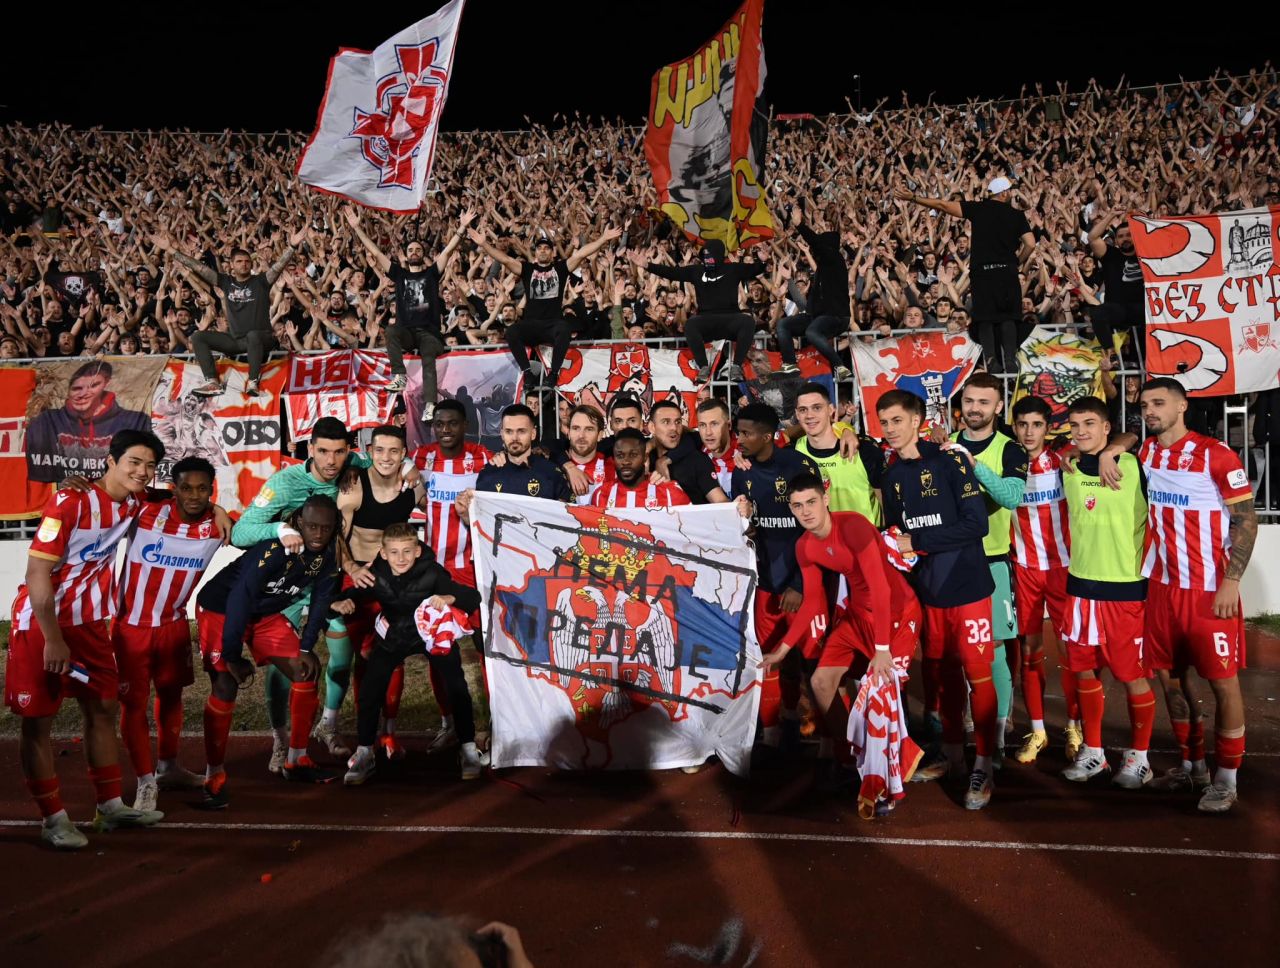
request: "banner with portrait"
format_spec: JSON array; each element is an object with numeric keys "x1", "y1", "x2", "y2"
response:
[{"x1": 24, "y1": 356, "x2": 165, "y2": 485}]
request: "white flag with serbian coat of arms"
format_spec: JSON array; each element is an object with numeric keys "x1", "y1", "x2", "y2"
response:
[{"x1": 297, "y1": 0, "x2": 466, "y2": 213}]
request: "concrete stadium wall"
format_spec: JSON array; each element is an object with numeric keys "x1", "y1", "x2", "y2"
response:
[{"x1": 0, "y1": 528, "x2": 1278, "y2": 621}]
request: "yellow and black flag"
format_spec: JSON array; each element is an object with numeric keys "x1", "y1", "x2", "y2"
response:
[{"x1": 644, "y1": 0, "x2": 775, "y2": 252}]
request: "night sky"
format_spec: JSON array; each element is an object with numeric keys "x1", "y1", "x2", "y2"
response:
[{"x1": 2, "y1": 2, "x2": 1273, "y2": 132}]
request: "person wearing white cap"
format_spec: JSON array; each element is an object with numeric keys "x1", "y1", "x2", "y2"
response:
[{"x1": 893, "y1": 179, "x2": 1035, "y2": 376}]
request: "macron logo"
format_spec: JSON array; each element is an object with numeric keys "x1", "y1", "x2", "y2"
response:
[{"x1": 1149, "y1": 489, "x2": 1190, "y2": 508}]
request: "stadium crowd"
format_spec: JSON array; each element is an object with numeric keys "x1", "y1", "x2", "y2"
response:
[{"x1": 1, "y1": 69, "x2": 1276, "y2": 362}]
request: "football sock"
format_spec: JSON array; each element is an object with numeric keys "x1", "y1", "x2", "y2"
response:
[
  {"x1": 155, "y1": 687, "x2": 184, "y2": 762},
  {"x1": 1077, "y1": 677, "x2": 1105, "y2": 750},
  {"x1": 1023, "y1": 653, "x2": 1046, "y2": 724},
  {"x1": 265, "y1": 666, "x2": 291, "y2": 730},
  {"x1": 758, "y1": 669, "x2": 782, "y2": 728},
  {"x1": 119, "y1": 694, "x2": 154, "y2": 777},
  {"x1": 324, "y1": 632, "x2": 353, "y2": 710},
  {"x1": 967, "y1": 674, "x2": 998, "y2": 758},
  {"x1": 203, "y1": 696, "x2": 235, "y2": 770},
  {"x1": 89, "y1": 764, "x2": 124, "y2": 808},
  {"x1": 1128, "y1": 691, "x2": 1156, "y2": 752},
  {"x1": 1171, "y1": 717, "x2": 1192, "y2": 769},
  {"x1": 289, "y1": 680, "x2": 319, "y2": 755},
  {"x1": 386, "y1": 665, "x2": 406, "y2": 720},
  {"x1": 991, "y1": 643, "x2": 1012, "y2": 722},
  {"x1": 1188, "y1": 719, "x2": 1206, "y2": 762},
  {"x1": 426, "y1": 662, "x2": 447, "y2": 718},
  {"x1": 26, "y1": 777, "x2": 64, "y2": 819},
  {"x1": 1059, "y1": 665, "x2": 1080, "y2": 721}
]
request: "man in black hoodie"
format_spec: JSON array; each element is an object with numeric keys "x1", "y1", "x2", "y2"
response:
[
  {"x1": 776, "y1": 206, "x2": 853, "y2": 380},
  {"x1": 333, "y1": 523, "x2": 483, "y2": 785},
  {"x1": 631, "y1": 240, "x2": 765, "y2": 383}
]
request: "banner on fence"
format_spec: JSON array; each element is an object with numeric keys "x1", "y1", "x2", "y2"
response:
[
  {"x1": 543, "y1": 342, "x2": 713, "y2": 425},
  {"x1": 24, "y1": 356, "x2": 164, "y2": 485},
  {"x1": 0, "y1": 368, "x2": 50, "y2": 519},
  {"x1": 150, "y1": 358, "x2": 288, "y2": 515},
  {"x1": 284, "y1": 349, "x2": 396, "y2": 443},
  {"x1": 471, "y1": 494, "x2": 762, "y2": 774},
  {"x1": 1131, "y1": 205, "x2": 1280, "y2": 396},
  {"x1": 405, "y1": 350, "x2": 522, "y2": 453},
  {"x1": 739, "y1": 346, "x2": 835, "y2": 425},
  {"x1": 1010, "y1": 327, "x2": 1105, "y2": 437},
  {"x1": 851, "y1": 333, "x2": 982, "y2": 437}
]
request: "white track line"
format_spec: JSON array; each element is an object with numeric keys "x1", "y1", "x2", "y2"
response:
[{"x1": 0, "y1": 819, "x2": 1274, "y2": 861}]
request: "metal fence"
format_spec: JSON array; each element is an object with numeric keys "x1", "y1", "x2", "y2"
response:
[{"x1": 0, "y1": 334, "x2": 1274, "y2": 539}]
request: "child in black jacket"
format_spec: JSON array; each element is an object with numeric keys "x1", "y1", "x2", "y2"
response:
[{"x1": 332, "y1": 524, "x2": 484, "y2": 784}]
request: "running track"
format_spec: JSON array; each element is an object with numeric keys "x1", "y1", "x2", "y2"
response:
[{"x1": 2, "y1": 629, "x2": 1278, "y2": 967}]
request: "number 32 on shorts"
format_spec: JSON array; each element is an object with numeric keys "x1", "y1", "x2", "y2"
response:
[{"x1": 965, "y1": 618, "x2": 991, "y2": 644}]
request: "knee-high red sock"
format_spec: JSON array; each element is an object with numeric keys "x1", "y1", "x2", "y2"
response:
[
  {"x1": 26, "y1": 777, "x2": 64, "y2": 818},
  {"x1": 1022, "y1": 655, "x2": 1046, "y2": 723},
  {"x1": 966, "y1": 670, "x2": 998, "y2": 757},
  {"x1": 1078, "y1": 678, "x2": 1105, "y2": 749},
  {"x1": 1127, "y1": 691, "x2": 1156, "y2": 752},
  {"x1": 922, "y1": 657, "x2": 942, "y2": 716},
  {"x1": 289, "y1": 680, "x2": 318, "y2": 751},
  {"x1": 203, "y1": 696, "x2": 235, "y2": 770},
  {"x1": 384, "y1": 665, "x2": 406, "y2": 720},
  {"x1": 155, "y1": 687, "x2": 184, "y2": 762},
  {"x1": 1060, "y1": 666, "x2": 1080, "y2": 721},
  {"x1": 1189, "y1": 719, "x2": 1206, "y2": 761},
  {"x1": 1171, "y1": 718, "x2": 1191, "y2": 762},
  {"x1": 88, "y1": 764, "x2": 123, "y2": 805},
  {"x1": 428, "y1": 661, "x2": 452, "y2": 718},
  {"x1": 939, "y1": 660, "x2": 967, "y2": 744},
  {"x1": 758, "y1": 668, "x2": 782, "y2": 728},
  {"x1": 120, "y1": 695, "x2": 154, "y2": 776},
  {"x1": 1215, "y1": 732, "x2": 1245, "y2": 770}
]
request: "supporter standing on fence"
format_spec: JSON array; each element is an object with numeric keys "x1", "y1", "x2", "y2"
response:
[
  {"x1": 894, "y1": 179, "x2": 1034, "y2": 375},
  {"x1": 342, "y1": 205, "x2": 476, "y2": 415},
  {"x1": 153, "y1": 227, "x2": 305, "y2": 396}
]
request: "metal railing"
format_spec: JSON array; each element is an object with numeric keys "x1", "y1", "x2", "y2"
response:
[{"x1": 1, "y1": 335, "x2": 1275, "y2": 539}]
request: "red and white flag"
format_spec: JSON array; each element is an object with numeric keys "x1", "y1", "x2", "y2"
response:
[
  {"x1": 297, "y1": 0, "x2": 466, "y2": 212},
  {"x1": 1131, "y1": 205, "x2": 1280, "y2": 396}
]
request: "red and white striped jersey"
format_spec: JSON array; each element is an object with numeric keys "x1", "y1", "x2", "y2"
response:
[
  {"x1": 119, "y1": 500, "x2": 223, "y2": 627},
  {"x1": 1140, "y1": 431, "x2": 1253, "y2": 591},
  {"x1": 591, "y1": 479, "x2": 692, "y2": 509},
  {"x1": 570, "y1": 452, "x2": 615, "y2": 506},
  {"x1": 1013, "y1": 449, "x2": 1071, "y2": 569},
  {"x1": 411, "y1": 442, "x2": 490, "y2": 580},
  {"x1": 705, "y1": 437, "x2": 737, "y2": 495},
  {"x1": 13, "y1": 485, "x2": 142, "y2": 631}
]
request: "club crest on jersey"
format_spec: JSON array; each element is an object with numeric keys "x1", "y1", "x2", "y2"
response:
[
  {"x1": 1177, "y1": 452, "x2": 1195, "y2": 471},
  {"x1": 920, "y1": 469, "x2": 933, "y2": 489},
  {"x1": 1086, "y1": 496, "x2": 1097, "y2": 511},
  {"x1": 118, "y1": 682, "x2": 129, "y2": 696},
  {"x1": 17, "y1": 692, "x2": 32, "y2": 708},
  {"x1": 774, "y1": 477, "x2": 787, "y2": 496},
  {"x1": 527, "y1": 479, "x2": 541, "y2": 496},
  {"x1": 198, "y1": 520, "x2": 214, "y2": 539}
]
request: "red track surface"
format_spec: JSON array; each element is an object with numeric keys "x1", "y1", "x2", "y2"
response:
[{"x1": 2, "y1": 629, "x2": 1278, "y2": 967}]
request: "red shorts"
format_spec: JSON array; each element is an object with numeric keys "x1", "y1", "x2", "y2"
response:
[
  {"x1": 4, "y1": 619, "x2": 116, "y2": 718},
  {"x1": 197, "y1": 607, "x2": 300, "y2": 673},
  {"x1": 1144, "y1": 581, "x2": 1246, "y2": 681},
  {"x1": 113, "y1": 619, "x2": 195, "y2": 697},
  {"x1": 754, "y1": 590, "x2": 793, "y2": 654},
  {"x1": 922, "y1": 599, "x2": 995, "y2": 666},
  {"x1": 1061, "y1": 596, "x2": 1146, "y2": 683},
  {"x1": 339, "y1": 575, "x2": 382, "y2": 659},
  {"x1": 818, "y1": 598, "x2": 922, "y2": 672},
  {"x1": 1013, "y1": 563, "x2": 1069, "y2": 638}
]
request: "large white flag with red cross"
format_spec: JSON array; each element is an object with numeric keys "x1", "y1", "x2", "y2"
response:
[{"x1": 297, "y1": 0, "x2": 466, "y2": 213}]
